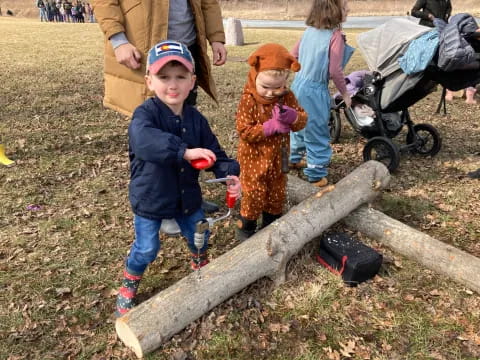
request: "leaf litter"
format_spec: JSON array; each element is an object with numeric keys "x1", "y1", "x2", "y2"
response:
[{"x1": 0, "y1": 21, "x2": 479, "y2": 360}]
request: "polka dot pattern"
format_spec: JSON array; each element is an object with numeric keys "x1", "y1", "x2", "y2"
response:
[{"x1": 236, "y1": 92, "x2": 307, "y2": 220}]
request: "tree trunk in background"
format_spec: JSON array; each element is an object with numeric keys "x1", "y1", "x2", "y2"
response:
[{"x1": 115, "y1": 161, "x2": 391, "y2": 358}]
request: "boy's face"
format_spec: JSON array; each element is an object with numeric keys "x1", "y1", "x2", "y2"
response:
[
  {"x1": 255, "y1": 72, "x2": 288, "y2": 101},
  {"x1": 146, "y1": 62, "x2": 196, "y2": 115}
]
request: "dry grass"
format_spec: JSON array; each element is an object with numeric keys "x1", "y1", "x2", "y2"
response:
[
  {"x1": 1, "y1": 17, "x2": 480, "y2": 360},
  {"x1": 0, "y1": 0, "x2": 41, "y2": 18},
  {"x1": 220, "y1": 0, "x2": 480, "y2": 19}
]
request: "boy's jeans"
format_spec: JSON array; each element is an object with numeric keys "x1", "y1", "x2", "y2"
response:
[{"x1": 126, "y1": 209, "x2": 208, "y2": 274}]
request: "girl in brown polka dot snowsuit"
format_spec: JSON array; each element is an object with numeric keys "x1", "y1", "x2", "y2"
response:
[{"x1": 236, "y1": 43, "x2": 307, "y2": 241}]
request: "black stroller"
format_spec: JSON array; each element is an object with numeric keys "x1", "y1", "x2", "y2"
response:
[{"x1": 329, "y1": 17, "x2": 480, "y2": 172}]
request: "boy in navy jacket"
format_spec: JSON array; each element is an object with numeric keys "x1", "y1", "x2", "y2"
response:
[{"x1": 116, "y1": 40, "x2": 241, "y2": 317}]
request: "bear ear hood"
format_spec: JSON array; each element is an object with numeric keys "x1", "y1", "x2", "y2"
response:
[
  {"x1": 247, "y1": 43, "x2": 301, "y2": 73},
  {"x1": 244, "y1": 43, "x2": 301, "y2": 104}
]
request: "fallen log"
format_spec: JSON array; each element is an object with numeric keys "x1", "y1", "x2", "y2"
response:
[
  {"x1": 287, "y1": 175, "x2": 480, "y2": 294},
  {"x1": 116, "y1": 160, "x2": 391, "y2": 358},
  {"x1": 343, "y1": 206, "x2": 480, "y2": 294}
]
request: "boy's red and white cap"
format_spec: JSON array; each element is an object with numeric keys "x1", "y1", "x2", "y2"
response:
[{"x1": 147, "y1": 40, "x2": 195, "y2": 74}]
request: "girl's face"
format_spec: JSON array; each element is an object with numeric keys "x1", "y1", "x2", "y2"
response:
[
  {"x1": 255, "y1": 72, "x2": 288, "y2": 100},
  {"x1": 341, "y1": 0, "x2": 349, "y2": 22}
]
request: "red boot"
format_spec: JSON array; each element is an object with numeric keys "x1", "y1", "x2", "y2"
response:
[{"x1": 115, "y1": 268, "x2": 142, "y2": 317}]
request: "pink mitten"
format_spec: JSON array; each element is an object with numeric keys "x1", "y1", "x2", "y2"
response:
[
  {"x1": 262, "y1": 114, "x2": 290, "y2": 136},
  {"x1": 275, "y1": 104, "x2": 298, "y2": 125}
]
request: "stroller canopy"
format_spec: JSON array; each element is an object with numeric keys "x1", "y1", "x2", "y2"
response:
[
  {"x1": 357, "y1": 18, "x2": 432, "y2": 110},
  {"x1": 357, "y1": 18, "x2": 430, "y2": 78}
]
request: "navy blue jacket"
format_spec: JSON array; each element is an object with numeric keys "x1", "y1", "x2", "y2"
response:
[{"x1": 128, "y1": 97, "x2": 240, "y2": 220}]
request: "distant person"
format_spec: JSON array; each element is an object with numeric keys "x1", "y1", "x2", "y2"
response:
[
  {"x1": 85, "y1": 2, "x2": 94, "y2": 23},
  {"x1": 289, "y1": 0, "x2": 354, "y2": 187},
  {"x1": 75, "y1": 2, "x2": 85, "y2": 23},
  {"x1": 63, "y1": 0, "x2": 72, "y2": 22},
  {"x1": 37, "y1": 0, "x2": 48, "y2": 22},
  {"x1": 411, "y1": 0, "x2": 451, "y2": 28},
  {"x1": 114, "y1": 41, "x2": 240, "y2": 317},
  {"x1": 235, "y1": 44, "x2": 307, "y2": 241},
  {"x1": 54, "y1": 0, "x2": 62, "y2": 22},
  {"x1": 69, "y1": 4, "x2": 75, "y2": 21},
  {"x1": 50, "y1": 0, "x2": 60, "y2": 21},
  {"x1": 46, "y1": 1, "x2": 55, "y2": 21},
  {"x1": 59, "y1": 1, "x2": 66, "y2": 22}
]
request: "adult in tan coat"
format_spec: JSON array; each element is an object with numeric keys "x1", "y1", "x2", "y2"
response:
[{"x1": 92, "y1": 0, "x2": 226, "y2": 117}]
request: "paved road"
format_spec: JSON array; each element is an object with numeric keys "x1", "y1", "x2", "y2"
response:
[{"x1": 225, "y1": 16, "x2": 480, "y2": 29}]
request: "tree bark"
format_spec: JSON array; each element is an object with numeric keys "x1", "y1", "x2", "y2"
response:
[
  {"x1": 343, "y1": 206, "x2": 480, "y2": 294},
  {"x1": 115, "y1": 160, "x2": 390, "y2": 358}
]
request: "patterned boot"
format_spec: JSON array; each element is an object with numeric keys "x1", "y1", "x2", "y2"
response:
[
  {"x1": 260, "y1": 211, "x2": 282, "y2": 229},
  {"x1": 191, "y1": 251, "x2": 209, "y2": 270},
  {"x1": 115, "y1": 268, "x2": 142, "y2": 317}
]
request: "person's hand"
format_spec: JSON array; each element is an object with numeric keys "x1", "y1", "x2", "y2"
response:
[
  {"x1": 184, "y1": 148, "x2": 216, "y2": 164},
  {"x1": 428, "y1": 13, "x2": 435, "y2": 20},
  {"x1": 262, "y1": 111, "x2": 291, "y2": 136},
  {"x1": 114, "y1": 43, "x2": 142, "y2": 70},
  {"x1": 226, "y1": 175, "x2": 241, "y2": 200},
  {"x1": 274, "y1": 104, "x2": 298, "y2": 125},
  {"x1": 211, "y1": 42, "x2": 227, "y2": 66}
]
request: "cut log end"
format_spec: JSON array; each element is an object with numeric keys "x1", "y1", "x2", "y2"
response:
[{"x1": 116, "y1": 318, "x2": 143, "y2": 358}]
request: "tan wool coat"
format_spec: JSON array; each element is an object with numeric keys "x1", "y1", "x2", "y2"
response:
[{"x1": 92, "y1": 0, "x2": 225, "y2": 116}]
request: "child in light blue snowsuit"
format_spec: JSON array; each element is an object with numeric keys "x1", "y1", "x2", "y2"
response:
[{"x1": 290, "y1": 0, "x2": 354, "y2": 186}]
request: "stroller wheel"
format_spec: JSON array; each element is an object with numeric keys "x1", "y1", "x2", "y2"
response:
[
  {"x1": 406, "y1": 123, "x2": 442, "y2": 156},
  {"x1": 363, "y1": 136, "x2": 400, "y2": 172},
  {"x1": 329, "y1": 109, "x2": 342, "y2": 144}
]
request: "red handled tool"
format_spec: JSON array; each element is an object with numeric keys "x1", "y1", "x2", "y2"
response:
[
  {"x1": 196, "y1": 177, "x2": 238, "y2": 229},
  {"x1": 226, "y1": 190, "x2": 236, "y2": 209},
  {"x1": 191, "y1": 158, "x2": 214, "y2": 170},
  {"x1": 192, "y1": 159, "x2": 238, "y2": 280}
]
